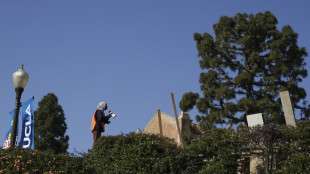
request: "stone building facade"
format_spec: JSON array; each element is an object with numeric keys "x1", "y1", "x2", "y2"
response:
[{"x1": 142, "y1": 111, "x2": 194, "y2": 145}]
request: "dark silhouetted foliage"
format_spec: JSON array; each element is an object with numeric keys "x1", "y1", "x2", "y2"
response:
[
  {"x1": 0, "y1": 148, "x2": 84, "y2": 173},
  {"x1": 180, "y1": 11, "x2": 309, "y2": 129},
  {"x1": 180, "y1": 128, "x2": 244, "y2": 174},
  {"x1": 86, "y1": 132, "x2": 182, "y2": 174},
  {"x1": 34, "y1": 93, "x2": 69, "y2": 154},
  {"x1": 1, "y1": 121, "x2": 309, "y2": 173}
]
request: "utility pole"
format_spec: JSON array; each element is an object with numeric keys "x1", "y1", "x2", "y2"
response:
[
  {"x1": 171, "y1": 93, "x2": 182, "y2": 145},
  {"x1": 157, "y1": 109, "x2": 163, "y2": 137}
]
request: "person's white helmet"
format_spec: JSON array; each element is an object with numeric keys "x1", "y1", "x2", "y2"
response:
[{"x1": 98, "y1": 101, "x2": 107, "y2": 110}]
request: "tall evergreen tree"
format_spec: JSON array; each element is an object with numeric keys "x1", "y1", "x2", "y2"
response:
[
  {"x1": 180, "y1": 11, "x2": 309, "y2": 130},
  {"x1": 34, "y1": 93, "x2": 69, "y2": 153}
]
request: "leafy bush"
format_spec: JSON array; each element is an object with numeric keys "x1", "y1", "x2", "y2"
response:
[
  {"x1": 0, "y1": 121, "x2": 308, "y2": 173},
  {"x1": 244, "y1": 120, "x2": 310, "y2": 174},
  {"x1": 275, "y1": 120, "x2": 310, "y2": 173},
  {"x1": 245, "y1": 123, "x2": 283, "y2": 174},
  {"x1": 0, "y1": 148, "x2": 84, "y2": 173},
  {"x1": 85, "y1": 132, "x2": 182, "y2": 174},
  {"x1": 279, "y1": 120, "x2": 310, "y2": 154},
  {"x1": 180, "y1": 128, "x2": 244, "y2": 174},
  {"x1": 275, "y1": 152, "x2": 310, "y2": 174}
]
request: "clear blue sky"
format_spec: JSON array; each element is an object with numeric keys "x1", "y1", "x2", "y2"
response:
[{"x1": 1, "y1": 1, "x2": 310, "y2": 153}]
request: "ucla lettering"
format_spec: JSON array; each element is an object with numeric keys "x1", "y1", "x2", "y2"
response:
[
  {"x1": 23, "y1": 104, "x2": 32, "y2": 148},
  {"x1": 23, "y1": 137, "x2": 30, "y2": 148},
  {"x1": 17, "y1": 97, "x2": 34, "y2": 149},
  {"x1": 25, "y1": 104, "x2": 31, "y2": 117},
  {"x1": 25, "y1": 126, "x2": 31, "y2": 137}
]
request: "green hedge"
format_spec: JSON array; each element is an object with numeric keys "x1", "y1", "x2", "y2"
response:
[
  {"x1": 85, "y1": 133, "x2": 181, "y2": 174},
  {"x1": 275, "y1": 120, "x2": 310, "y2": 173},
  {"x1": 180, "y1": 128, "x2": 244, "y2": 174},
  {"x1": 0, "y1": 148, "x2": 84, "y2": 173},
  {"x1": 1, "y1": 121, "x2": 309, "y2": 173}
]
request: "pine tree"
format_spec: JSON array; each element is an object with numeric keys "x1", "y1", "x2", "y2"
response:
[
  {"x1": 34, "y1": 93, "x2": 69, "y2": 153},
  {"x1": 180, "y1": 11, "x2": 309, "y2": 129}
]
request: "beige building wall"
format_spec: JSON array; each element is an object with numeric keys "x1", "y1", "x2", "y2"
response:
[
  {"x1": 143, "y1": 111, "x2": 193, "y2": 145},
  {"x1": 250, "y1": 155, "x2": 264, "y2": 174}
]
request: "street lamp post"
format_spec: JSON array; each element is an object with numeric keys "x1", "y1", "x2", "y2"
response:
[{"x1": 10, "y1": 64, "x2": 29, "y2": 148}]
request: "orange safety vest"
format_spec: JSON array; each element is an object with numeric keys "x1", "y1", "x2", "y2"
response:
[{"x1": 91, "y1": 109, "x2": 105, "y2": 132}]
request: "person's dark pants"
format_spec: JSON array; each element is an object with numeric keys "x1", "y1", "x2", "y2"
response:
[{"x1": 92, "y1": 131, "x2": 101, "y2": 147}]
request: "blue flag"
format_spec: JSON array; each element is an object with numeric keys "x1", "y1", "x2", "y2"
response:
[
  {"x1": 3, "y1": 110, "x2": 16, "y2": 149},
  {"x1": 19, "y1": 97, "x2": 34, "y2": 149}
]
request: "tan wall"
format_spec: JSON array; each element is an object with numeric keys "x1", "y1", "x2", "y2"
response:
[
  {"x1": 143, "y1": 111, "x2": 194, "y2": 145},
  {"x1": 250, "y1": 155, "x2": 264, "y2": 174},
  {"x1": 145, "y1": 116, "x2": 179, "y2": 144}
]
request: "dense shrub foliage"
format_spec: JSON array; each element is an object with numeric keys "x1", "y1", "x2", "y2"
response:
[
  {"x1": 85, "y1": 133, "x2": 182, "y2": 174},
  {"x1": 243, "y1": 121, "x2": 310, "y2": 174},
  {"x1": 245, "y1": 124, "x2": 283, "y2": 174},
  {"x1": 180, "y1": 128, "x2": 244, "y2": 174},
  {"x1": 275, "y1": 120, "x2": 310, "y2": 173},
  {"x1": 0, "y1": 148, "x2": 83, "y2": 173},
  {"x1": 0, "y1": 120, "x2": 309, "y2": 173}
]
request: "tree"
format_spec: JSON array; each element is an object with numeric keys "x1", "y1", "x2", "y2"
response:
[
  {"x1": 246, "y1": 124, "x2": 282, "y2": 174},
  {"x1": 180, "y1": 11, "x2": 309, "y2": 128},
  {"x1": 34, "y1": 93, "x2": 69, "y2": 153},
  {"x1": 243, "y1": 120, "x2": 310, "y2": 174}
]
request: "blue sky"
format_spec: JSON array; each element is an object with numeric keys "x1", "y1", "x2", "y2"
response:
[{"x1": 1, "y1": 1, "x2": 310, "y2": 153}]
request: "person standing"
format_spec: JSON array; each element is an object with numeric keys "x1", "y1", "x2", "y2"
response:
[{"x1": 91, "y1": 101, "x2": 111, "y2": 147}]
